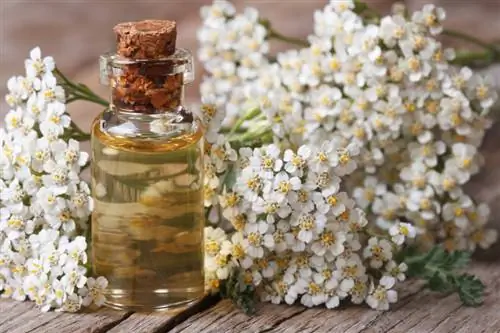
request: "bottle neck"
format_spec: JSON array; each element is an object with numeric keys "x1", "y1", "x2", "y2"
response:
[{"x1": 101, "y1": 105, "x2": 196, "y2": 140}]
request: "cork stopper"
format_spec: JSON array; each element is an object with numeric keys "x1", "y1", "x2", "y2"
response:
[
  {"x1": 114, "y1": 20, "x2": 177, "y2": 59},
  {"x1": 101, "y1": 20, "x2": 193, "y2": 114}
]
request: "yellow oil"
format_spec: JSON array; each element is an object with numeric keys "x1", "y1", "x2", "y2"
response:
[{"x1": 90, "y1": 117, "x2": 205, "y2": 311}]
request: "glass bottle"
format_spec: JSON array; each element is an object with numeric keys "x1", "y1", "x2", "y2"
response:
[{"x1": 90, "y1": 20, "x2": 204, "y2": 311}]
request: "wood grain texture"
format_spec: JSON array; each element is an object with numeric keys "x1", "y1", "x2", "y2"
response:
[
  {"x1": 168, "y1": 279, "x2": 424, "y2": 333},
  {"x1": 166, "y1": 263, "x2": 500, "y2": 333},
  {"x1": 107, "y1": 296, "x2": 218, "y2": 333},
  {"x1": 0, "y1": 302, "x2": 129, "y2": 333},
  {"x1": 359, "y1": 263, "x2": 500, "y2": 333}
]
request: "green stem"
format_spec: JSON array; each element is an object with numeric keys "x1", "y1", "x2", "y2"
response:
[
  {"x1": 231, "y1": 126, "x2": 272, "y2": 144},
  {"x1": 81, "y1": 161, "x2": 91, "y2": 172},
  {"x1": 55, "y1": 67, "x2": 108, "y2": 107},
  {"x1": 229, "y1": 108, "x2": 262, "y2": 136},
  {"x1": 354, "y1": 0, "x2": 380, "y2": 22},
  {"x1": 267, "y1": 29, "x2": 308, "y2": 47},
  {"x1": 442, "y1": 29, "x2": 498, "y2": 53},
  {"x1": 72, "y1": 133, "x2": 91, "y2": 141},
  {"x1": 69, "y1": 120, "x2": 91, "y2": 141},
  {"x1": 68, "y1": 92, "x2": 108, "y2": 107},
  {"x1": 451, "y1": 50, "x2": 497, "y2": 67}
]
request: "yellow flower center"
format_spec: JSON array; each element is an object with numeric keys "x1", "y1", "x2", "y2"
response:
[
  {"x1": 292, "y1": 155, "x2": 304, "y2": 168},
  {"x1": 265, "y1": 202, "x2": 278, "y2": 214},
  {"x1": 298, "y1": 190, "x2": 309, "y2": 203},
  {"x1": 394, "y1": 27, "x2": 405, "y2": 39},
  {"x1": 215, "y1": 254, "x2": 228, "y2": 266},
  {"x1": 247, "y1": 232, "x2": 262, "y2": 246},
  {"x1": 443, "y1": 178, "x2": 456, "y2": 190},
  {"x1": 322, "y1": 268, "x2": 333, "y2": 280},
  {"x1": 461, "y1": 158, "x2": 472, "y2": 169},
  {"x1": 208, "y1": 279, "x2": 220, "y2": 290},
  {"x1": 471, "y1": 231, "x2": 484, "y2": 243},
  {"x1": 232, "y1": 244, "x2": 245, "y2": 259},
  {"x1": 339, "y1": 152, "x2": 350, "y2": 165},
  {"x1": 320, "y1": 231, "x2": 336, "y2": 246},
  {"x1": 405, "y1": 102, "x2": 417, "y2": 112},
  {"x1": 299, "y1": 215, "x2": 315, "y2": 231},
  {"x1": 420, "y1": 198, "x2": 431, "y2": 210},
  {"x1": 296, "y1": 254, "x2": 309, "y2": 267},
  {"x1": 399, "y1": 225, "x2": 409, "y2": 236},
  {"x1": 327, "y1": 195, "x2": 338, "y2": 206},
  {"x1": 433, "y1": 49, "x2": 443, "y2": 62},
  {"x1": 413, "y1": 35, "x2": 427, "y2": 50},
  {"x1": 422, "y1": 144, "x2": 433, "y2": 157},
  {"x1": 343, "y1": 265, "x2": 358, "y2": 277},
  {"x1": 224, "y1": 193, "x2": 239, "y2": 207},
  {"x1": 451, "y1": 113, "x2": 462, "y2": 126},
  {"x1": 467, "y1": 211, "x2": 478, "y2": 222},
  {"x1": 354, "y1": 127, "x2": 365, "y2": 139},
  {"x1": 329, "y1": 58, "x2": 340, "y2": 71},
  {"x1": 277, "y1": 181, "x2": 291, "y2": 193},
  {"x1": 357, "y1": 99, "x2": 369, "y2": 111},
  {"x1": 8, "y1": 217, "x2": 24, "y2": 229},
  {"x1": 454, "y1": 207, "x2": 464, "y2": 217},
  {"x1": 426, "y1": 79, "x2": 437, "y2": 92},
  {"x1": 425, "y1": 13, "x2": 437, "y2": 26},
  {"x1": 476, "y1": 85, "x2": 489, "y2": 99},
  {"x1": 246, "y1": 176, "x2": 260, "y2": 191},
  {"x1": 413, "y1": 177, "x2": 426, "y2": 188},
  {"x1": 273, "y1": 230, "x2": 284, "y2": 242},
  {"x1": 44, "y1": 89, "x2": 55, "y2": 100},
  {"x1": 364, "y1": 188, "x2": 375, "y2": 201},
  {"x1": 425, "y1": 100, "x2": 438, "y2": 114},
  {"x1": 205, "y1": 240, "x2": 220, "y2": 256},
  {"x1": 408, "y1": 57, "x2": 420, "y2": 71},
  {"x1": 308, "y1": 282, "x2": 322, "y2": 295},
  {"x1": 339, "y1": 210, "x2": 350, "y2": 221},
  {"x1": 262, "y1": 157, "x2": 274, "y2": 169},
  {"x1": 231, "y1": 215, "x2": 246, "y2": 231}
]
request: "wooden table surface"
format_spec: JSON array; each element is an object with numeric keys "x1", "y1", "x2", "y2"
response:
[
  {"x1": 2, "y1": 52, "x2": 500, "y2": 333},
  {"x1": 0, "y1": 261, "x2": 499, "y2": 333}
]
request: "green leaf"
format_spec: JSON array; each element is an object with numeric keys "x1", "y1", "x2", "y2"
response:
[
  {"x1": 427, "y1": 272, "x2": 454, "y2": 293},
  {"x1": 220, "y1": 269, "x2": 256, "y2": 315},
  {"x1": 402, "y1": 245, "x2": 484, "y2": 307},
  {"x1": 353, "y1": 0, "x2": 368, "y2": 13},
  {"x1": 457, "y1": 274, "x2": 485, "y2": 307},
  {"x1": 442, "y1": 251, "x2": 471, "y2": 271},
  {"x1": 223, "y1": 164, "x2": 238, "y2": 190}
]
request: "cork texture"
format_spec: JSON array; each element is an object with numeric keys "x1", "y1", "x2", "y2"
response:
[
  {"x1": 111, "y1": 64, "x2": 183, "y2": 113},
  {"x1": 114, "y1": 19, "x2": 177, "y2": 60}
]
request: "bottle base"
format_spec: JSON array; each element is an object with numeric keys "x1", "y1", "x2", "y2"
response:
[{"x1": 102, "y1": 288, "x2": 204, "y2": 312}]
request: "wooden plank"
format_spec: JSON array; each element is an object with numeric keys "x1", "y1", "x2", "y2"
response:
[
  {"x1": 168, "y1": 279, "x2": 424, "y2": 333},
  {"x1": 378, "y1": 262, "x2": 500, "y2": 333},
  {"x1": 166, "y1": 263, "x2": 500, "y2": 333},
  {"x1": 0, "y1": 301, "x2": 129, "y2": 333},
  {"x1": 169, "y1": 300, "x2": 307, "y2": 333},
  {"x1": 107, "y1": 296, "x2": 218, "y2": 333}
]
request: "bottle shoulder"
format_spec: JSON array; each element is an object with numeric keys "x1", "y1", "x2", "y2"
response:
[{"x1": 91, "y1": 112, "x2": 203, "y2": 153}]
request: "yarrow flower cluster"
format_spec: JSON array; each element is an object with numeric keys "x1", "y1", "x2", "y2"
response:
[
  {"x1": 1, "y1": 47, "x2": 107, "y2": 312},
  {"x1": 202, "y1": 138, "x2": 416, "y2": 310},
  {"x1": 198, "y1": 0, "x2": 270, "y2": 129},
  {"x1": 198, "y1": 0, "x2": 498, "y2": 310}
]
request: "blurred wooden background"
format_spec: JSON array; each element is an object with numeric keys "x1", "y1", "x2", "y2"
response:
[{"x1": 2, "y1": 0, "x2": 500, "y2": 256}]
